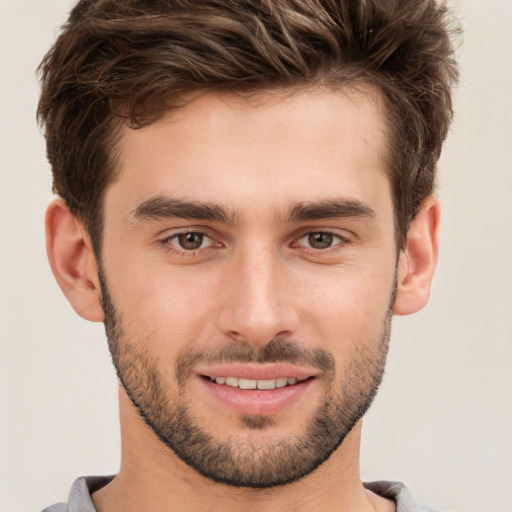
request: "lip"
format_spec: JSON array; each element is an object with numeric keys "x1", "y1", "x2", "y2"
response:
[
  {"x1": 195, "y1": 362, "x2": 319, "y2": 381},
  {"x1": 195, "y1": 363, "x2": 318, "y2": 416}
]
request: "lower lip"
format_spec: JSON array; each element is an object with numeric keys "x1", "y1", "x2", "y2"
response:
[{"x1": 200, "y1": 377, "x2": 314, "y2": 416}]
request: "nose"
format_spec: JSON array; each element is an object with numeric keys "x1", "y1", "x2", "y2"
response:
[{"x1": 217, "y1": 243, "x2": 300, "y2": 345}]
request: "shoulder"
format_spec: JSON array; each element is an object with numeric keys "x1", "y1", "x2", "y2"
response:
[
  {"x1": 40, "y1": 475, "x2": 114, "y2": 512},
  {"x1": 41, "y1": 505, "x2": 67, "y2": 512},
  {"x1": 364, "y1": 481, "x2": 440, "y2": 512}
]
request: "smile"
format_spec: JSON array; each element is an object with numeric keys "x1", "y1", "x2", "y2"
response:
[{"x1": 207, "y1": 376, "x2": 304, "y2": 390}]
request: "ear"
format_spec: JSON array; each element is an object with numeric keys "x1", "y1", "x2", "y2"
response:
[
  {"x1": 393, "y1": 195, "x2": 441, "y2": 316},
  {"x1": 45, "y1": 198, "x2": 104, "y2": 322}
]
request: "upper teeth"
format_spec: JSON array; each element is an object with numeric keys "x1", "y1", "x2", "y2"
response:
[{"x1": 211, "y1": 376, "x2": 298, "y2": 390}]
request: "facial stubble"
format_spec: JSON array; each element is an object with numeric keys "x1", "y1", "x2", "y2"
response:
[{"x1": 99, "y1": 268, "x2": 392, "y2": 488}]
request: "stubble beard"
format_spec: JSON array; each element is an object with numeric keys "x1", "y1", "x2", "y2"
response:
[{"x1": 99, "y1": 268, "x2": 393, "y2": 488}]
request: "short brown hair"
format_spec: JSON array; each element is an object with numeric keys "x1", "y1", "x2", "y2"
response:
[{"x1": 37, "y1": 0, "x2": 459, "y2": 252}]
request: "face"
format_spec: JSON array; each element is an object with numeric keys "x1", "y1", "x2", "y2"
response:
[{"x1": 98, "y1": 87, "x2": 398, "y2": 487}]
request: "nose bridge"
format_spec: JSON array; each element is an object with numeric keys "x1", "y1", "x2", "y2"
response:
[{"x1": 218, "y1": 240, "x2": 298, "y2": 344}]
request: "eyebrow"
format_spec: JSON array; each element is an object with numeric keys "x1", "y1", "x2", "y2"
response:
[
  {"x1": 286, "y1": 199, "x2": 376, "y2": 223},
  {"x1": 132, "y1": 196, "x2": 236, "y2": 225},
  {"x1": 131, "y1": 196, "x2": 376, "y2": 226}
]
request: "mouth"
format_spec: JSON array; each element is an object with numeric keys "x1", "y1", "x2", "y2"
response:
[
  {"x1": 195, "y1": 364, "x2": 318, "y2": 416},
  {"x1": 204, "y1": 375, "x2": 307, "y2": 390}
]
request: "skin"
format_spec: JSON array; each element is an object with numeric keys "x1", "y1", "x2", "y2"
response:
[{"x1": 46, "y1": 86, "x2": 440, "y2": 512}]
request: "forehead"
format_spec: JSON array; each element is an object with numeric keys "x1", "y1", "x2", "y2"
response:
[{"x1": 107, "y1": 86, "x2": 391, "y2": 223}]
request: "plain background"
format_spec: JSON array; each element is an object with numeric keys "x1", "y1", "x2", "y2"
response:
[{"x1": 0, "y1": 1, "x2": 511, "y2": 511}]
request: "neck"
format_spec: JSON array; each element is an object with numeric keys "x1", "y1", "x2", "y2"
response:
[{"x1": 93, "y1": 388, "x2": 393, "y2": 512}]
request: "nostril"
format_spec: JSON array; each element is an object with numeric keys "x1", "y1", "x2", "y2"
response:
[{"x1": 226, "y1": 330, "x2": 246, "y2": 342}]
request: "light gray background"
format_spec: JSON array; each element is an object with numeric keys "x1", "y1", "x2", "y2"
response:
[{"x1": 0, "y1": 1, "x2": 511, "y2": 511}]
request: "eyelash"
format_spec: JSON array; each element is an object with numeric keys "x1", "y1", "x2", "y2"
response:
[
  {"x1": 158, "y1": 231, "x2": 217, "y2": 257},
  {"x1": 293, "y1": 231, "x2": 351, "y2": 253},
  {"x1": 157, "y1": 229, "x2": 351, "y2": 257}
]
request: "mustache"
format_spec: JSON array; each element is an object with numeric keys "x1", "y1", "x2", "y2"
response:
[{"x1": 175, "y1": 338, "x2": 335, "y2": 385}]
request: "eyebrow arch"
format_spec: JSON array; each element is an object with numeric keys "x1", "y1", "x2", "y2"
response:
[
  {"x1": 286, "y1": 199, "x2": 376, "y2": 223},
  {"x1": 132, "y1": 196, "x2": 236, "y2": 225}
]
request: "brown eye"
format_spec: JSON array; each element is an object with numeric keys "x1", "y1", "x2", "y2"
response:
[
  {"x1": 176, "y1": 232, "x2": 205, "y2": 250},
  {"x1": 307, "y1": 232, "x2": 334, "y2": 249}
]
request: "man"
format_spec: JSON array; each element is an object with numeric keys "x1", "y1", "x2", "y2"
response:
[{"x1": 37, "y1": 0, "x2": 458, "y2": 510}]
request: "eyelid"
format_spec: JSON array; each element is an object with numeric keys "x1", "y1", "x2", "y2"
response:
[
  {"x1": 155, "y1": 223, "x2": 222, "y2": 242},
  {"x1": 155, "y1": 225, "x2": 353, "y2": 257},
  {"x1": 169, "y1": 231, "x2": 211, "y2": 250},
  {"x1": 291, "y1": 229, "x2": 353, "y2": 254},
  {"x1": 156, "y1": 226, "x2": 223, "y2": 256},
  {"x1": 294, "y1": 227, "x2": 351, "y2": 241}
]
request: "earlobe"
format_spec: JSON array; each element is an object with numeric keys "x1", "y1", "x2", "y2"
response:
[
  {"x1": 393, "y1": 195, "x2": 441, "y2": 316},
  {"x1": 45, "y1": 198, "x2": 104, "y2": 322}
]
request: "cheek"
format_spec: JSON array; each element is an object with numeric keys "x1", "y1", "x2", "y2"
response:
[
  {"x1": 105, "y1": 255, "x2": 219, "y2": 350},
  {"x1": 295, "y1": 260, "x2": 396, "y2": 348}
]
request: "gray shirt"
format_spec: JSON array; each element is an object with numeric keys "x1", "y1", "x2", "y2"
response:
[{"x1": 41, "y1": 476, "x2": 439, "y2": 512}]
